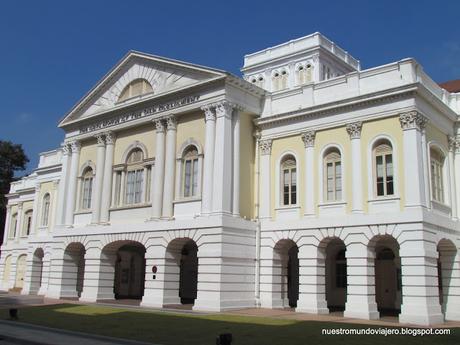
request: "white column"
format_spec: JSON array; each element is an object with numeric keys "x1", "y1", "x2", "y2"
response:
[
  {"x1": 454, "y1": 139, "x2": 460, "y2": 218},
  {"x1": 399, "y1": 111, "x2": 428, "y2": 208},
  {"x1": 119, "y1": 170, "x2": 126, "y2": 207},
  {"x1": 111, "y1": 171, "x2": 117, "y2": 207},
  {"x1": 151, "y1": 119, "x2": 165, "y2": 219},
  {"x1": 65, "y1": 140, "x2": 81, "y2": 226},
  {"x1": 91, "y1": 134, "x2": 106, "y2": 224},
  {"x1": 212, "y1": 101, "x2": 234, "y2": 215},
  {"x1": 232, "y1": 109, "x2": 241, "y2": 216},
  {"x1": 259, "y1": 139, "x2": 272, "y2": 219},
  {"x1": 421, "y1": 128, "x2": 431, "y2": 208},
  {"x1": 448, "y1": 137, "x2": 457, "y2": 219},
  {"x1": 302, "y1": 131, "x2": 315, "y2": 217},
  {"x1": 100, "y1": 132, "x2": 115, "y2": 223},
  {"x1": 399, "y1": 240, "x2": 443, "y2": 325},
  {"x1": 344, "y1": 242, "x2": 379, "y2": 320},
  {"x1": 201, "y1": 105, "x2": 216, "y2": 215},
  {"x1": 15, "y1": 203, "x2": 23, "y2": 241},
  {"x1": 30, "y1": 184, "x2": 41, "y2": 235},
  {"x1": 56, "y1": 144, "x2": 71, "y2": 225},
  {"x1": 162, "y1": 115, "x2": 177, "y2": 219},
  {"x1": 2, "y1": 206, "x2": 11, "y2": 245},
  {"x1": 347, "y1": 122, "x2": 363, "y2": 213}
]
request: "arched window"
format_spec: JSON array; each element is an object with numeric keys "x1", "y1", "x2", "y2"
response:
[
  {"x1": 10, "y1": 213, "x2": 18, "y2": 238},
  {"x1": 430, "y1": 147, "x2": 445, "y2": 203},
  {"x1": 41, "y1": 194, "x2": 50, "y2": 227},
  {"x1": 296, "y1": 64, "x2": 312, "y2": 85},
  {"x1": 373, "y1": 140, "x2": 394, "y2": 197},
  {"x1": 80, "y1": 167, "x2": 94, "y2": 210},
  {"x1": 182, "y1": 146, "x2": 199, "y2": 198},
  {"x1": 125, "y1": 148, "x2": 145, "y2": 205},
  {"x1": 324, "y1": 148, "x2": 342, "y2": 202},
  {"x1": 118, "y1": 79, "x2": 153, "y2": 102},
  {"x1": 272, "y1": 70, "x2": 288, "y2": 91},
  {"x1": 281, "y1": 155, "x2": 297, "y2": 206},
  {"x1": 23, "y1": 210, "x2": 33, "y2": 236},
  {"x1": 250, "y1": 75, "x2": 265, "y2": 88}
]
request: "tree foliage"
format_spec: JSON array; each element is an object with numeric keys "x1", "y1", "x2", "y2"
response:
[{"x1": 0, "y1": 140, "x2": 29, "y2": 235}]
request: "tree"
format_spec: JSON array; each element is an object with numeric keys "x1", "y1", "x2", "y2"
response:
[{"x1": 0, "y1": 140, "x2": 29, "y2": 245}]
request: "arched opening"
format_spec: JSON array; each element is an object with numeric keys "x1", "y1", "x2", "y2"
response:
[
  {"x1": 2, "y1": 255, "x2": 12, "y2": 288},
  {"x1": 372, "y1": 235, "x2": 401, "y2": 316},
  {"x1": 274, "y1": 239, "x2": 299, "y2": 308},
  {"x1": 62, "y1": 243, "x2": 86, "y2": 298},
  {"x1": 113, "y1": 243, "x2": 146, "y2": 299},
  {"x1": 15, "y1": 254, "x2": 27, "y2": 290},
  {"x1": 322, "y1": 238, "x2": 347, "y2": 312},
  {"x1": 29, "y1": 248, "x2": 44, "y2": 294},
  {"x1": 165, "y1": 238, "x2": 198, "y2": 306},
  {"x1": 437, "y1": 239, "x2": 457, "y2": 316}
]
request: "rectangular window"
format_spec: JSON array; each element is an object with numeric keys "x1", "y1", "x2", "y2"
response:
[
  {"x1": 184, "y1": 160, "x2": 192, "y2": 197},
  {"x1": 335, "y1": 162, "x2": 342, "y2": 200},
  {"x1": 26, "y1": 216, "x2": 31, "y2": 235},
  {"x1": 291, "y1": 169, "x2": 297, "y2": 205},
  {"x1": 192, "y1": 158, "x2": 198, "y2": 196}
]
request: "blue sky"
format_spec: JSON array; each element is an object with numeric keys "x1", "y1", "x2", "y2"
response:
[{"x1": 1, "y1": 0, "x2": 459, "y2": 173}]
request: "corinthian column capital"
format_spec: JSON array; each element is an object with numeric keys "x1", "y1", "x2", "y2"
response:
[
  {"x1": 214, "y1": 100, "x2": 234, "y2": 118},
  {"x1": 165, "y1": 115, "x2": 177, "y2": 131},
  {"x1": 346, "y1": 121, "x2": 363, "y2": 139},
  {"x1": 153, "y1": 119, "x2": 165, "y2": 133},
  {"x1": 105, "y1": 131, "x2": 116, "y2": 145},
  {"x1": 201, "y1": 104, "x2": 216, "y2": 122},
  {"x1": 301, "y1": 130, "x2": 316, "y2": 147},
  {"x1": 399, "y1": 111, "x2": 428, "y2": 131},
  {"x1": 259, "y1": 139, "x2": 273, "y2": 155},
  {"x1": 69, "y1": 140, "x2": 81, "y2": 153}
]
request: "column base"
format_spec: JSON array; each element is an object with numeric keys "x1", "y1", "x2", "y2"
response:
[
  {"x1": 344, "y1": 302, "x2": 379, "y2": 320},
  {"x1": 296, "y1": 299, "x2": 329, "y2": 315},
  {"x1": 400, "y1": 304, "x2": 444, "y2": 325}
]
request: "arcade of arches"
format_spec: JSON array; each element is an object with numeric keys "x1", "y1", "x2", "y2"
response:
[{"x1": 4, "y1": 235, "x2": 458, "y2": 322}]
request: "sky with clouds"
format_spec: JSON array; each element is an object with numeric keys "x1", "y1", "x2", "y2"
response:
[{"x1": 1, "y1": 0, "x2": 459, "y2": 174}]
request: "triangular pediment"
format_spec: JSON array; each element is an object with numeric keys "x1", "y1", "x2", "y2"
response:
[{"x1": 59, "y1": 51, "x2": 227, "y2": 127}]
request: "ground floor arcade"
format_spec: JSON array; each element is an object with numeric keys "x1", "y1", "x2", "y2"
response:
[{"x1": 0, "y1": 222, "x2": 459, "y2": 326}]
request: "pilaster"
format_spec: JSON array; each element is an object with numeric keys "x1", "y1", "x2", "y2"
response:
[
  {"x1": 201, "y1": 105, "x2": 216, "y2": 215},
  {"x1": 65, "y1": 140, "x2": 81, "y2": 226},
  {"x1": 399, "y1": 111, "x2": 428, "y2": 208},
  {"x1": 346, "y1": 121, "x2": 363, "y2": 213},
  {"x1": 151, "y1": 119, "x2": 166, "y2": 219},
  {"x1": 162, "y1": 115, "x2": 177, "y2": 219},
  {"x1": 301, "y1": 131, "x2": 315, "y2": 217},
  {"x1": 91, "y1": 134, "x2": 106, "y2": 224},
  {"x1": 100, "y1": 131, "x2": 115, "y2": 223},
  {"x1": 56, "y1": 143, "x2": 71, "y2": 225},
  {"x1": 259, "y1": 139, "x2": 272, "y2": 219}
]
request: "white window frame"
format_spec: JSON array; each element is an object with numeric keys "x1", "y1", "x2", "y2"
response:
[
  {"x1": 22, "y1": 210, "x2": 33, "y2": 237},
  {"x1": 175, "y1": 139, "x2": 203, "y2": 201},
  {"x1": 41, "y1": 194, "x2": 50, "y2": 227},
  {"x1": 9, "y1": 213, "x2": 18, "y2": 239},
  {"x1": 428, "y1": 143, "x2": 448, "y2": 205},
  {"x1": 318, "y1": 144, "x2": 346, "y2": 205},
  {"x1": 80, "y1": 167, "x2": 94, "y2": 210}
]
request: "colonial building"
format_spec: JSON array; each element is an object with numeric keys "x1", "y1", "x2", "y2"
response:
[{"x1": 1, "y1": 32, "x2": 459, "y2": 326}]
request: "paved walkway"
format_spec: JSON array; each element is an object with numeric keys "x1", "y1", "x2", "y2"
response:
[{"x1": 0, "y1": 320, "x2": 157, "y2": 345}]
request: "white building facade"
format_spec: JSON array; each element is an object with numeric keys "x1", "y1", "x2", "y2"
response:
[{"x1": 1, "y1": 32, "x2": 460, "y2": 326}]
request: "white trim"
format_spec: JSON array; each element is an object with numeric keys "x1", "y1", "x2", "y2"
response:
[
  {"x1": 121, "y1": 141, "x2": 149, "y2": 162},
  {"x1": 176, "y1": 138, "x2": 203, "y2": 159},
  {"x1": 427, "y1": 141, "x2": 450, "y2": 209},
  {"x1": 367, "y1": 134, "x2": 400, "y2": 201},
  {"x1": 275, "y1": 150, "x2": 300, "y2": 209},
  {"x1": 78, "y1": 160, "x2": 96, "y2": 177},
  {"x1": 318, "y1": 143, "x2": 346, "y2": 204}
]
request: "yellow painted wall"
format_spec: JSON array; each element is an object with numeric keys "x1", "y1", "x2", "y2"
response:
[
  {"x1": 176, "y1": 112, "x2": 205, "y2": 153},
  {"x1": 239, "y1": 113, "x2": 255, "y2": 220},
  {"x1": 314, "y1": 126, "x2": 352, "y2": 213},
  {"x1": 270, "y1": 135, "x2": 305, "y2": 218},
  {"x1": 78, "y1": 140, "x2": 97, "y2": 172},
  {"x1": 114, "y1": 126, "x2": 156, "y2": 164},
  {"x1": 426, "y1": 123, "x2": 448, "y2": 151},
  {"x1": 360, "y1": 116, "x2": 405, "y2": 211},
  {"x1": 38, "y1": 181, "x2": 56, "y2": 229}
]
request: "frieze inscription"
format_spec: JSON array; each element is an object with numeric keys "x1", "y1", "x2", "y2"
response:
[{"x1": 79, "y1": 95, "x2": 200, "y2": 134}]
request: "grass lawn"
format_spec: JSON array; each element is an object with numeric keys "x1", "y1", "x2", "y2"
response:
[{"x1": 1, "y1": 304, "x2": 458, "y2": 345}]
